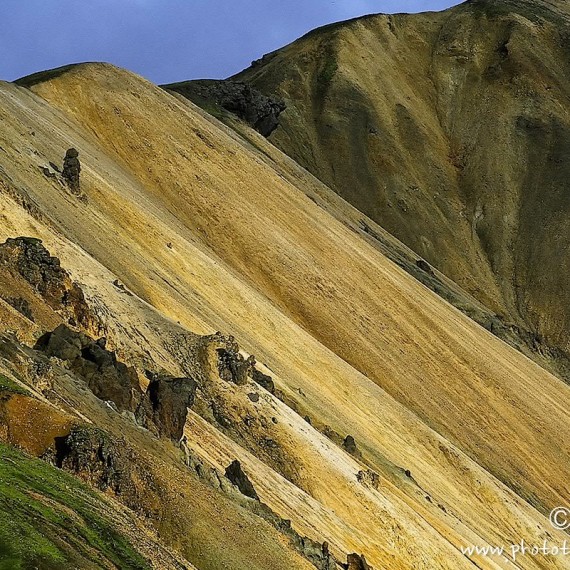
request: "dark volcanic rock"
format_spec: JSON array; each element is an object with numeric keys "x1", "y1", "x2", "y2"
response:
[
  {"x1": 54, "y1": 426, "x2": 128, "y2": 493},
  {"x1": 0, "y1": 237, "x2": 94, "y2": 328},
  {"x1": 342, "y1": 435, "x2": 361, "y2": 458},
  {"x1": 225, "y1": 459, "x2": 259, "y2": 500},
  {"x1": 36, "y1": 325, "x2": 142, "y2": 411},
  {"x1": 164, "y1": 79, "x2": 286, "y2": 137},
  {"x1": 136, "y1": 372, "x2": 197, "y2": 441},
  {"x1": 217, "y1": 337, "x2": 255, "y2": 385},
  {"x1": 62, "y1": 148, "x2": 81, "y2": 195},
  {"x1": 247, "y1": 392, "x2": 260, "y2": 403},
  {"x1": 251, "y1": 368, "x2": 275, "y2": 394},
  {"x1": 416, "y1": 259, "x2": 435, "y2": 276},
  {"x1": 346, "y1": 553, "x2": 372, "y2": 570}
]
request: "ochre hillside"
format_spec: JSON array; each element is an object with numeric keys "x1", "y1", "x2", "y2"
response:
[
  {"x1": 0, "y1": 56, "x2": 568, "y2": 568},
  {"x1": 233, "y1": 0, "x2": 570, "y2": 377}
]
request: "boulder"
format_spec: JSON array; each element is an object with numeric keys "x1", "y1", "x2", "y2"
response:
[
  {"x1": 225, "y1": 459, "x2": 259, "y2": 500},
  {"x1": 62, "y1": 148, "x2": 81, "y2": 195},
  {"x1": 342, "y1": 435, "x2": 361, "y2": 458},
  {"x1": 136, "y1": 372, "x2": 197, "y2": 441},
  {"x1": 36, "y1": 325, "x2": 142, "y2": 411},
  {"x1": 346, "y1": 553, "x2": 372, "y2": 570}
]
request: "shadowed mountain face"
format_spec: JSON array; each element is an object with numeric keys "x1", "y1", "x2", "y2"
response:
[{"x1": 236, "y1": 0, "x2": 570, "y2": 362}]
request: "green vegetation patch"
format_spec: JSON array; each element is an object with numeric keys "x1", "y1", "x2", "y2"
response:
[
  {"x1": 0, "y1": 443, "x2": 150, "y2": 569},
  {"x1": 197, "y1": 100, "x2": 226, "y2": 120},
  {"x1": 317, "y1": 56, "x2": 338, "y2": 89},
  {"x1": 316, "y1": 41, "x2": 339, "y2": 100},
  {"x1": 0, "y1": 374, "x2": 30, "y2": 396}
]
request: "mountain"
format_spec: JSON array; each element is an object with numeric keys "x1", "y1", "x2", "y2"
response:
[
  {"x1": 217, "y1": 0, "x2": 570, "y2": 381},
  {"x1": 0, "y1": 2, "x2": 569, "y2": 569}
]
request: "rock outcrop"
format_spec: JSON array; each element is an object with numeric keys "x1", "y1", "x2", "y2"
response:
[
  {"x1": 36, "y1": 325, "x2": 142, "y2": 411},
  {"x1": 136, "y1": 372, "x2": 197, "y2": 441},
  {"x1": 251, "y1": 368, "x2": 275, "y2": 394},
  {"x1": 0, "y1": 237, "x2": 94, "y2": 329},
  {"x1": 54, "y1": 426, "x2": 128, "y2": 493},
  {"x1": 163, "y1": 79, "x2": 286, "y2": 137},
  {"x1": 346, "y1": 553, "x2": 372, "y2": 570},
  {"x1": 225, "y1": 459, "x2": 259, "y2": 500},
  {"x1": 62, "y1": 147, "x2": 81, "y2": 195},
  {"x1": 217, "y1": 337, "x2": 256, "y2": 385}
]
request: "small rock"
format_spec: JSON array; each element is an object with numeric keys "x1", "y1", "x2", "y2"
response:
[
  {"x1": 347, "y1": 553, "x2": 373, "y2": 570},
  {"x1": 416, "y1": 259, "x2": 435, "y2": 276},
  {"x1": 40, "y1": 165, "x2": 57, "y2": 179},
  {"x1": 225, "y1": 459, "x2": 259, "y2": 500},
  {"x1": 262, "y1": 437, "x2": 278, "y2": 449},
  {"x1": 343, "y1": 435, "x2": 360, "y2": 457},
  {"x1": 251, "y1": 368, "x2": 275, "y2": 394},
  {"x1": 104, "y1": 400, "x2": 119, "y2": 413},
  {"x1": 247, "y1": 392, "x2": 260, "y2": 403}
]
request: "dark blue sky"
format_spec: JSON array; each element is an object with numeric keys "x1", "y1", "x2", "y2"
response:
[{"x1": 2, "y1": 1, "x2": 462, "y2": 84}]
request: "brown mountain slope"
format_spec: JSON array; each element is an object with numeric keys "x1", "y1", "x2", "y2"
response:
[
  {"x1": 232, "y1": 0, "x2": 570, "y2": 374},
  {"x1": 1, "y1": 61, "x2": 569, "y2": 568}
]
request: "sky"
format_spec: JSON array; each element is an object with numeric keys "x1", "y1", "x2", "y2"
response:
[{"x1": 1, "y1": 1, "x2": 462, "y2": 85}]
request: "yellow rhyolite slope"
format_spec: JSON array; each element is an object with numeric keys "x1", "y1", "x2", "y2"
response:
[
  {"x1": 236, "y1": 0, "x2": 570, "y2": 372},
  {"x1": 0, "y1": 63, "x2": 568, "y2": 569}
]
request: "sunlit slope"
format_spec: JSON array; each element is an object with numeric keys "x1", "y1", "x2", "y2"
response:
[
  {"x1": 0, "y1": 63, "x2": 568, "y2": 567},
  {"x1": 237, "y1": 0, "x2": 570, "y2": 362}
]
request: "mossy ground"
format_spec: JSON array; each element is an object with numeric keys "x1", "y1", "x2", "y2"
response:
[
  {"x1": 0, "y1": 374, "x2": 30, "y2": 396},
  {"x1": 0, "y1": 443, "x2": 150, "y2": 569}
]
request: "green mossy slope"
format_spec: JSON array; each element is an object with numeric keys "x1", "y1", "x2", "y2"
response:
[{"x1": 0, "y1": 443, "x2": 150, "y2": 570}]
